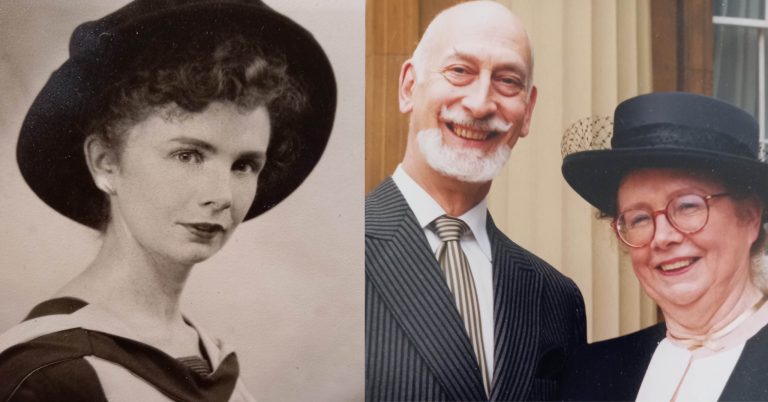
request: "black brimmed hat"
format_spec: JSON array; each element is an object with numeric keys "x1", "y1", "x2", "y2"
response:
[
  {"x1": 561, "y1": 92, "x2": 768, "y2": 215},
  {"x1": 17, "y1": 0, "x2": 336, "y2": 228}
]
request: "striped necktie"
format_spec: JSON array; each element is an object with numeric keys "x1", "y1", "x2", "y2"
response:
[{"x1": 431, "y1": 215, "x2": 490, "y2": 396}]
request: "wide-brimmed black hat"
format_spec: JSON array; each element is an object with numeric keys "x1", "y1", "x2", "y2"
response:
[
  {"x1": 561, "y1": 92, "x2": 768, "y2": 215},
  {"x1": 17, "y1": 0, "x2": 336, "y2": 228}
]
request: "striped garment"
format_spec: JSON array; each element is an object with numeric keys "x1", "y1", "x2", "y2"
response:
[
  {"x1": 430, "y1": 215, "x2": 491, "y2": 395},
  {"x1": 366, "y1": 178, "x2": 587, "y2": 401}
]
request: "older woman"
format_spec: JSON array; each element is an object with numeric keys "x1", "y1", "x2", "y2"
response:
[
  {"x1": 559, "y1": 92, "x2": 768, "y2": 401},
  {"x1": 0, "y1": 0, "x2": 335, "y2": 400}
]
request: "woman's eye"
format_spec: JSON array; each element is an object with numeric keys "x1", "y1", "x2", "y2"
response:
[
  {"x1": 173, "y1": 150, "x2": 203, "y2": 164},
  {"x1": 233, "y1": 159, "x2": 262, "y2": 174},
  {"x1": 675, "y1": 202, "x2": 704, "y2": 216},
  {"x1": 621, "y1": 211, "x2": 651, "y2": 229},
  {"x1": 630, "y1": 215, "x2": 651, "y2": 227}
]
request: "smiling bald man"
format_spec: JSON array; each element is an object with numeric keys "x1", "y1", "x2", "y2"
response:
[{"x1": 365, "y1": 2, "x2": 586, "y2": 401}]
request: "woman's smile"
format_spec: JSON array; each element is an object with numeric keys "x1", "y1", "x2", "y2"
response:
[
  {"x1": 656, "y1": 256, "x2": 699, "y2": 271},
  {"x1": 654, "y1": 256, "x2": 700, "y2": 276},
  {"x1": 618, "y1": 168, "x2": 760, "y2": 310}
]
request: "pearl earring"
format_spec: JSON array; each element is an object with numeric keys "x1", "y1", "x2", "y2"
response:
[{"x1": 97, "y1": 178, "x2": 115, "y2": 195}]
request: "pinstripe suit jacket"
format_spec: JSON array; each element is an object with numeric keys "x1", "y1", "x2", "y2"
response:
[{"x1": 366, "y1": 178, "x2": 587, "y2": 401}]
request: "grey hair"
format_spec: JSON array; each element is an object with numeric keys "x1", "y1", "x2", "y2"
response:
[
  {"x1": 750, "y1": 223, "x2": 768, "y2": 292},
  {"x1": 751, "y1": 254, "x2": 768, "y2": 292}
]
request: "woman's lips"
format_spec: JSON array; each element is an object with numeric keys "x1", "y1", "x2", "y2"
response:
[
  {"x1": 181, "y1": 222, "x2": 225, "y2": 240},
  {"x1": 656, "y1": 257, "x2": 700, "y2": 274}
]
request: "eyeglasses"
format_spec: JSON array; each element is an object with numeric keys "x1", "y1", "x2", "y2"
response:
[{"x1": 612, "y1": 193, "x2": 730, "y2": 248}]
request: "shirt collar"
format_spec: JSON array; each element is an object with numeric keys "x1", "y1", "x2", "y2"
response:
[{"x1": 391, "y1": 165, "x2": 492, "y2": 260}]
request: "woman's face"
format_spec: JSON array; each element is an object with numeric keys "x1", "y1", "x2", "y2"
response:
[
  {"x1": 617, "y1": 168, "x2": 762, "y2": 311},
  {"x1": 110, "y1": 102, "x2": 270, "y2": 266}
]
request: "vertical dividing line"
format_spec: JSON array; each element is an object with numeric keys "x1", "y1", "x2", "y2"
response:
[
  {"x1": 760, "y1": 3, "x2": 767, "y2": 154},
  {"x1": 676, "y1": 0, "x2": 685, "y2": 90}
]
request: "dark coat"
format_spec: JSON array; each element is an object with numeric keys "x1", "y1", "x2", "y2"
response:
[
  {"x1": 366, "y1": 178, "x2": 587, "y2": 401},
  {"x1": 0, "y1": 298, "x2": 245, "y2": 401},
  {"x1": 561, "y1": 322, "x2": 768, "y2": 401}
]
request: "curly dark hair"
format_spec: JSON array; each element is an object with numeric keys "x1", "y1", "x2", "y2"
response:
[{"x1": 87, "y1": 34, "x2": 306, "y2": 230}]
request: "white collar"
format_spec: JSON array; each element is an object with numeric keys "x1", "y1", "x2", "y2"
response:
[
  {"x1": 392, "y1": 165, "x2": 492, "y2": 260},
  {"x1": 0, "y1": 304, "x2": 230, "y2": 370}
]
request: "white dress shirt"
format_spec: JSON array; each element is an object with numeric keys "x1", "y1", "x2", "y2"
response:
[{"x1": 391, "y1": 165, "x2": 495, "y2": 380}]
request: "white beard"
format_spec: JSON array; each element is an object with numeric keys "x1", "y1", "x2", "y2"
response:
[{"x1": 417, "y1": 128, "x2": 512, "y2": 183}]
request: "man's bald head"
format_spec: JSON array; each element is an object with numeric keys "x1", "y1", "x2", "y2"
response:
[
  {"x1": 398, "y1": 0, "x2": 538, "y2": 188},
  {"x1": 411, "y1": 1, "x2": 534, "y2": 88}
]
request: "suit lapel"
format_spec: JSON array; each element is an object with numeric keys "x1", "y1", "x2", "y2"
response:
[
  {"x1": 487, "y1": 215, "x2": 542, "y2": 401},
  {"x1": 366, "y1": 178, "x2": 487, "y2": 401}
]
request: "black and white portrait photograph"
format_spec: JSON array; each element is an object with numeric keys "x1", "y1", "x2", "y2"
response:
[{"x1": 0, "y1": 1, "x2": 363, "y2": 400}]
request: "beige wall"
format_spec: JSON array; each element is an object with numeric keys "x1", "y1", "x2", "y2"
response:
[
  {"x1": 488, "y1": 0, "x2": 658, "y2": 341},
  {"x1": 0, "y1": 1, "x2": 363, "y2": 401}
]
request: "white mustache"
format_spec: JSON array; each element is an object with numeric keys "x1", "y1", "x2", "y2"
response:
[{"x1": 440, "y1": 105, "x2": 513, "y2": 133}]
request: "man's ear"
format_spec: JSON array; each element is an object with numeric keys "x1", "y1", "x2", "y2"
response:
[
  {"x1": 518, "y1": 85, "x2": 538, "y2": 138},
  {"x1": 84, "y1": 135, "x2": 118, "y2": 196},
  {"x1": 398, "y1": 59, "x2": 417, "y2": 114}
]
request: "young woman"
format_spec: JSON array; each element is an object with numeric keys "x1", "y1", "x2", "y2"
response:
[{"x1": 0, "y1": 0, "x2": 335, "y2": 400}]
